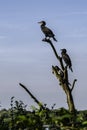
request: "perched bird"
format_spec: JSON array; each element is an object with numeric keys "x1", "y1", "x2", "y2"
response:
[
  {"x1": 38, "y1": 21, "x2": 57, "y2": 42},
  {"x1": 61, "y1": 49, "x2": 73, "y2": 72}
]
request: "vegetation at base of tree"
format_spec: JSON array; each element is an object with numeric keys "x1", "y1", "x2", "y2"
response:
[{"x1": 0, "y1": 98, "x2": 87, "y2": 130}]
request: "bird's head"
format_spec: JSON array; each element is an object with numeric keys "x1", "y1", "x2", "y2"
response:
[
  {"x1": 38, "y1": 21, "x2": 46, "y2": 26},
  {"x1": 61, "y1": 48, "x2": 67, "y2": 53}
]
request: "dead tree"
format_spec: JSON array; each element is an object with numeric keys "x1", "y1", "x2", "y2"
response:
[{"x1": 42, "y1": 38, "x2": 77, "y2": 114}]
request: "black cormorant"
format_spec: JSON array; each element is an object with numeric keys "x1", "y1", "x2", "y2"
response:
[
  {"x1": 61, "y1": 49, "x2": 73, "y2": 72},
  {"x1": 38, "y1": 21, "x2": 57, "y2": 42}
]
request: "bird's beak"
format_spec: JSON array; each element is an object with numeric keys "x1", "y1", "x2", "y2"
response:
[
  {"x1": 38, "y1": 21, "x2": 42, "y2": 24},
  {"x1": 61, "y1": 49, "x2": 65, "y2": 51}
]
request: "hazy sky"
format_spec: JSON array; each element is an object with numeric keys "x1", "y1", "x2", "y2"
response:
[{"x1": 0, "y1": 0, "x2": 87, "y2": 110}]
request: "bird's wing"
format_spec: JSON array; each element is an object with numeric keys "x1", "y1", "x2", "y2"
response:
[
  {"x1": 42, "y1": 26, "x2": 55, "y2": 36},
  {"x1": 62, "y1": 54, "x2": 72, "y2": 67}
]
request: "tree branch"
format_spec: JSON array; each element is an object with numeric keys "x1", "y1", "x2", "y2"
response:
[
  {"x1": 71, "y1": 79, "x2": 77, "y2": 91},
  {"x1": 19, "y1": 83, "x2": 45, "y2": 110},
  {"x1": 52, "y1": 65, "x2": 64, "y2": 85},
  {"x1": 42, "y1": 38, "x2": 64, "y2": 70}
]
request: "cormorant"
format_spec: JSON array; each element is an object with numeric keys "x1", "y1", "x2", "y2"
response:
[
  {"x1": 61, "y1": 49, "x2": 73, "y2": 72},
  {"x1": 38, "y1": 21, "x2": 57, "y2": 42}
]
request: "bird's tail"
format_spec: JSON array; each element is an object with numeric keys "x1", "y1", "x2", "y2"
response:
[
  {"x1": 70, "y1": 67, "x2": 73, "y2": 72},
  {"x1": 53, "y1": 36, "x2": 57, "y2": 42}
]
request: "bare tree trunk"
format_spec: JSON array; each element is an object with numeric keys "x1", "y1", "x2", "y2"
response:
[
  {"x1": 63, "y1": 83, "x2": 75, "y2": 113},
  {"x1": 42, "y1": 38, "x2": 77, "y2": 113}
]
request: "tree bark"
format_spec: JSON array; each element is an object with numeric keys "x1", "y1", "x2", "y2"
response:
[{"x1": 63, "y1": 83, "x2": 75, "y2": 113}]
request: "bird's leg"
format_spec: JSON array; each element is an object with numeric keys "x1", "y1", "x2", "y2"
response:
[
  {"x1": 42, "y1": 37, "x2": 46, "y2": 41},
  {"x1": 42, "y1": 36, "x2": 49, "y2": 41},
  {"x1": 42, "y1": 38, "x2": 52, "y2": 43}
]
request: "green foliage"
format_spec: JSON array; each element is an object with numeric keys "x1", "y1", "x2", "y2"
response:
[
  {"x1": 82, "y1": 121, "x2": 87, "y2": 126},
  {"x1": 0, "y1": 99, "x2": 87, "y2": 129}
]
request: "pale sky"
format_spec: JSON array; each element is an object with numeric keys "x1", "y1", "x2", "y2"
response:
[{"x1": 0, "y1": 0, "x2": 87, "y2": 110}]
